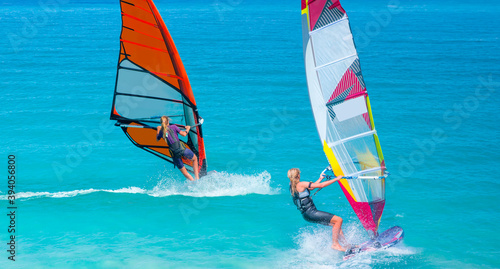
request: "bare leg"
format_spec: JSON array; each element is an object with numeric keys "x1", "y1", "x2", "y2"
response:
[
  {"x1": 339, "y1": 228, "x2": 348, "y2": 246},
  {"x1": 330, "y1": 216, "x2": 346, "y2": 251},
  {"x1": 192, "y1": 155, "x2": 199, "y2": 180},
  {"x1": 180, "y1": 167, "x2": 194, "y2": 181}
]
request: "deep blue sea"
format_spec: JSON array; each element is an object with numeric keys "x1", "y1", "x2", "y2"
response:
[{"x1": 1, "y1": 0, "x2": 499, "y2": 268}]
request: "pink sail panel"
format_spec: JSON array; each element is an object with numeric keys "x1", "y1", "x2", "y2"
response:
[
  {"x1": 363, "y1": 113, "x2": 372, "y2": 129},
  {"x1": 327, "y1": 68, "x2": 366, "y2": 104},
  {"x1": 339, "y1": 183, "x2": 385, "y2": 235},
  {"x1": 304, "y1": 0, "x2": 346, "y2": 31}
]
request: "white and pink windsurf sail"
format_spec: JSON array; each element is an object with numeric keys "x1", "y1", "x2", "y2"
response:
[{"x1": 302, "y1": 0, "x2": 387, "y2": 238}]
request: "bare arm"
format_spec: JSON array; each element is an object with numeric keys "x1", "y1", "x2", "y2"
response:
[
  {"x1": 314, "y1": 174, "x2": 325, "y2": 184},
  {"x1": 298, "y1": 176, "x2": 342, "y2": 190},
  {"x1": 179, "y1": 126, "x2": 191, "y2": 137},
  {"x1": 307, "y1": 174, "x2": 326, "y2": 190}
]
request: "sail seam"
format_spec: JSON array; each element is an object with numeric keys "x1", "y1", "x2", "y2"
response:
[
  {"x1": 309, "y1": 16, "x2": 348, "y2": 34},
  {"x1": 118, "y1": 65, "x2": 182, "y2": 83},
  {"x1": 115, "y1": 92, "x2": 189, "y2": 105},
  {"x1": 347, "y1": 167, "x2": 383, "y2": 177},
  {"x1": 120, "y1": 1, "x2": 134, "y2": 7},
  {"x1": 121, "y1": 12, "x2": 157, "y2": 27},
  {"x1": 122, "y1": 26, "x2": 164, "y2": 41},
  {"x1": 117, "y1": 59, "x2": 197, "y2": 108},
  {"x1": 327, "y1": 130, "x2": 377, "y2": 148},
  {"x1": 120, "y1": 39, "x2": 167, "y2": 53},
  {"x1": 122, "y1": 1, "x2": 154, "y2": 15},
  {"x1": 315, "y1": 54, "x2": 357, "y2": 70}
]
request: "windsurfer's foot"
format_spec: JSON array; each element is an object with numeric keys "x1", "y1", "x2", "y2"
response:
[{"x1": 331, "y1": 244, "x2": 346, "y2": 251}]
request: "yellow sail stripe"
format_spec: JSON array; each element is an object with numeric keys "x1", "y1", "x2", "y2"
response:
[
  {"x1": 301, "y1": 6, "x2": 308, "y2": 15},
  {"x1": 366, "y1": 96, "x2": 384, "y2": 163},
  {"x1": 302, "y1": 0, "x2": 309, "y2": 29},
  {"x1": 373, "y1": 134, "x2": 384, "y2": 163},
  {"x1": 323, "y1": 140, "x2": 357, "y2": 202}
]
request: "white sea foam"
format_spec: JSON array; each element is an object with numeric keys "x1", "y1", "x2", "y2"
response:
[
  {"x1": 0, "y1": 171, "x2": 279, "y2": 200},
  {"x1": 276, "y1": 225, "x2": 417, "y2": 269},
  {"x1": 149, "y1": 171, "x2": 280, "y2": 197},
  {"x1": 0, "y1": 187, "x2": 147, "y2": 200}
]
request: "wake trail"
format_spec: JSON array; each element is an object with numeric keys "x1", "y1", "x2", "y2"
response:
[{"x1": 1, "y1": 171, "x2": 280, "y2": 200}]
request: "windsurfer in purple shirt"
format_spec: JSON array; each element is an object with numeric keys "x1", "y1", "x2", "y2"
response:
[{"x1": 156, "y1": 116, "x2": 199, "y2": 181}]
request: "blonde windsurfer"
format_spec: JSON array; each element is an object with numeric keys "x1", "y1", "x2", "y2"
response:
[
  {"x1": 156, "y1": 116, "x2": 199, "y2": 181},
  {"x1": 288, "y1": 168, "x2": 349, "y2": 251}
]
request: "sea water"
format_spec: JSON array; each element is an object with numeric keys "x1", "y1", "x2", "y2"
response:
[{"x1": 1, "y1": 0, "x2": 499, "y2": 268}]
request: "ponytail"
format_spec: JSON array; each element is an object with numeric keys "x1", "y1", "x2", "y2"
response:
[
  {"x1": 161, "y1": 116, "x2": 170, "y2": 139},
  {"x1": 288, "y1": 168, "x2": 301, "y2": 195}
]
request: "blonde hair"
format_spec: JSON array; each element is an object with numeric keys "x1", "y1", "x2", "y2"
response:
[
  {"x1": 160, "y1": 116, "x2": 169, "y2": 139},
  {"x1": 288, "y1": 168, "x2": 301, "y2": 195}
]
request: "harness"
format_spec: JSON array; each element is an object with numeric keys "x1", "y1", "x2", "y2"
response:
[
  {"x1": 163, "y1": 126, "x2": 186, "y2": 158},
  {"x1": 290, "y1": 182, "x2": 314, "y2": 213}
]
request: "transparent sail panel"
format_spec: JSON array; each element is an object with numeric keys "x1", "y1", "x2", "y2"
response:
[
  {"x1": 114, "y1": 95, "x2": 185, "y2": 120},
  {"x1": 329, "y1": 136, "x2": 380, "y2": 176},
  {"x1": 343, "y1": 136, "x2": 380, "y2": 171},
  {"x1": 316, "y1": 57, "x2": 355, "y2": 101},
  {"x1": 309, "y1": 19, "x2": 356, "y2": 67},
  {"x1": 347, "y1": 177, "x2": 385, "y2": 203},
  {"x1": 325, "y1": 95, "x2": 380, "y2": 176},
  {"x1": 116, "y1": 59, "x2": 183, "y2": 100},
  {"x1": 116, "y1": 69, "x2": 183, "y2": 102},
  {"x1": 333, "y1": 114, "x2": 372, "y2": 140}
]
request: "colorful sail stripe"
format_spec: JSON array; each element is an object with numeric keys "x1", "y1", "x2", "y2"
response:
[
  {"x1": 362, "y1": 112, "x2": 372, "y2": 129},
  {"x1": 366, "y1": 96, "x2": 385, "y2": 166},
  {"x1": 120, "y1": 39, "x2": 168, "y2": 53},
  {"x1": 304, "y1": 0, "x2": 346, "y2": 31},
  {"x1": 327, "y1": 59, "x2": 366, "y2": 103},
  {"x1": 313, "y1": 2, "x2": 345, "y2": 30},
  {"x1": 149, "y1": 71, "x2": 184, "y2": 81},
  {"x1": 121, "y1": 12, "x2": 157, "y2": 27},
  {"x1": 120, "y1": 0, "x2": 154, "y2": 15},
  {"x1": 123, "y1": 27, "x2": 165, "y2": 42},
  {"x1": 338, "y1": 184, "x2": 385, "y2": 234},
  {"x1": 322, "y1": 140, "x2": 344, "y2": 177},
  {"x1": 323, "y1": 140, "x2": 358, "y2": 203}
]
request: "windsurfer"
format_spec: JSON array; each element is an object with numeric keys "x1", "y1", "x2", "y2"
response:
[
  {"x1": 156, "y1": 116, "x2": 199, "y2": 181},
  {"x1": 288, "y1": 168, "x2": 349, "y2": 251}
]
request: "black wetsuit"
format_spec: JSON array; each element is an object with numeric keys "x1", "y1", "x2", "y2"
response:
[{"x1": 291, "y1": 182, "x2": 335, "y2": 226}]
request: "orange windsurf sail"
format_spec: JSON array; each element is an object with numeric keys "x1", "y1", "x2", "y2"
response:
[{"x1": 110, "y1": 0, "x2": 207, "y2": 175}]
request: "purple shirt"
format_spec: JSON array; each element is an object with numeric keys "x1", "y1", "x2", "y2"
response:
[{"x1": 164, "y1": 125, "x2": 181, "y2": 145}]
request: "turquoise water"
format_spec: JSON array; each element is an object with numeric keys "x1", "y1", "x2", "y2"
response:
[{"x1": 1, "y1": 0, "x2": 499, "y2": 268}]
